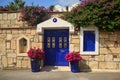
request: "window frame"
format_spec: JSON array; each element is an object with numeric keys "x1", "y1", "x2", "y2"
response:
[{"x1": 80, "y1": 26, "x2": 99, "y2": 55}]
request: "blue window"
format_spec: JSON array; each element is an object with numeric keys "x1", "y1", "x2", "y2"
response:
[
  {"x1": 83, "y1": 31, "x2": 95, "y2": 51},
  {"x1": 80, "y1": 27, "x2": 99, "y2": 55}
]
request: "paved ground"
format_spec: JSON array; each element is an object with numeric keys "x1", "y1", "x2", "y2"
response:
[{"x1": 0, "y1": 70, "x2": 120, "y2": 80}]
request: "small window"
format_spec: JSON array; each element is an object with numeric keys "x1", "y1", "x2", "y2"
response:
[{"x1": 80, "y1": 27, "x2": 99, "y2": 55}]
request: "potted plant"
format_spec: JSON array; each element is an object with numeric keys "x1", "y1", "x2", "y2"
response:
[
  {"x1": 65, "y1": 51, "x2": 82, "y2": 73},
  {"x1": 27, "y1": 47, "x2": 44, "y2": 72}
]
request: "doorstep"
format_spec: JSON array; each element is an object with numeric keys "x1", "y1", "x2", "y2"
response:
[{"x1": 41, "y1": 66, "x2": 70, "y2": 71}]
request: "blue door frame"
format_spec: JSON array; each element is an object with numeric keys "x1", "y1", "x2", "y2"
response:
[{"x1": 44, "y1": 29, "x2": 69, "y2": 66}]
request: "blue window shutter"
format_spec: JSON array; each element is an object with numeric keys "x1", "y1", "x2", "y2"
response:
[{"x1": 83, "y1": 31, "x2": 95, "y2": 51}]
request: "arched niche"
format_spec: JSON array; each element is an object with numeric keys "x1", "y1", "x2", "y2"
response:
[{"x1": 17, "y1": 35, "x2": 30, "y2": 56}]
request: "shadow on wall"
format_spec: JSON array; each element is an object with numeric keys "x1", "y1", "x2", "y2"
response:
[{"x1": 79, "y1": 59, "x2": 92, "y2": 72}]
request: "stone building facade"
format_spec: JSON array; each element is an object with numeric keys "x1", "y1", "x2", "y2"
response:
[{"x1": 0, "y1": 12, "x2": 120, "y2": 71}]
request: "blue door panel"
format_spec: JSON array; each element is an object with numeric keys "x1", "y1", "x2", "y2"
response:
[
  {"x1": 57, "y1": 49, "x2": 69, "y2": 66},
  {"x1": 44, "y1": 29, "x2": 69, "y2": 66},
  {"x1": 83, "y1": 31, "x2": 95, "y2": 51}
]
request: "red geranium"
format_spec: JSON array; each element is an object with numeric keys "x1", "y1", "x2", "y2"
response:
[
  {"x1": 65, "y1": 52, "x2": 82, "y2": 62},
  {"x1": 27, "y1": 47, "x2": 44, "y2": 59}
]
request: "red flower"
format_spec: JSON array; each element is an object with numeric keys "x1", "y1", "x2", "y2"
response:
[
  {"x1": 65, "y1": 51, "x2": 82, "y2": 62},
  {"x1": 27, "y1": 47, "x2": 44, "y2": 59}
]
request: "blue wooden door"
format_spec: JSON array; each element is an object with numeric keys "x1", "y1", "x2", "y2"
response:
[{"x1": 44, "y1": 29, "x2": 69, "y2": 66}]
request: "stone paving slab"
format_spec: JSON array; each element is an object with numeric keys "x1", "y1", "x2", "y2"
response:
[{"x1": 0, "y1": 70, "x2": 120, "y2": 80}]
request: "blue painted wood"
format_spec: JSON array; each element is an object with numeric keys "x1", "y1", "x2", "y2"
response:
[
  {"x1": 44, "y1": 29, "x2": 69, "y2": 66},
  {"x1": 83, "y1": 31, "x2": 95, "y2": 51}
]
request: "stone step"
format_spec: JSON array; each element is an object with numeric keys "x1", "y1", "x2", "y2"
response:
[{"x1": 41, "y1": 66, "x2": 70, "y2": 71}]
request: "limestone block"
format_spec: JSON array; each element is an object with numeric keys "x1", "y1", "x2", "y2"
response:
[
  {"x1": 30, "y1": 38, "x2": 34, "y2": 42},
  {"x1": 8, "y1": 58, "x2": 13, "y2": 64},
  {"x1": 72, "y1": 35, "x2": 79, "y2": 39},
  {"x1": 2, "y1": 30, "x2": 6, "y2": 34},
  {"x1": 5, "y1": 20, "x2": 10, "y2": 24},
  {"x1": 6, "y1": 42, "x2": 11, "y2": 49},
  {"x1": 109, "y1": 48, "x2": 120, "y2": 54},
  {"x1": 70, "y1": 44, "x2": 74, "y2": 52},
  {"x1": 106, "y1": 41, "x2": 114, "y2": 48},
  {"x1": 17, "y1": 59, "x2": 21, "y2": 68},
  {"x1": 105, "y1": 54, "x2": 113, "y2": 61},
  {"x1": 74, "y1": 44, "x2": 80, "y2": 47},
  {"x1": 8, "y1": 13, "x2": 17, "y2": 20},
  {"x1": 7, "y1": 34, "x2": 12, "y2": 40},
  {"x1": 27, "y1": 60, "x2": 31, "y2": 68},
  {"x1": 0, "y1": 30, "x2": 2, "y2": 34},
  {"x1": 11, "y1": 40, "x2": 16, "y2": 49},
  {"x1": 17, "y1": 57, "x2": 24, "y2": 60},
  {"x1": 99, "y1": 31, "x2": 108, "y2": 38},
  {"x1": 95, "y1": 55, "x2": 105, "y2": 61},
  {"x1": 34, "y1": 35, "x2": 39, "y2": 42},
  {"x1": 2, "y1": 56, "x2": 7, "y2": 67},
  {"x1": 14, "y1": 24, "x2": 20, "y2": 28},
  {"x1": 6, "y1": 30, "x2": 12, "y2": 34},
  {"x1": 15, "y1": 19, "x2": 23, "y2": 25},
  {"x1": 0, "y1": 14, "x2": 2, "y2": 20},
  {"x1": 0, "y1": 20, "x2": 4, "y2": 24},
  {"x1": 31, "y1": 29, "x2": 36, "y2": 35},
  {"x1": 89, "y1": 61, "x2": 98, "y2": 69},
  {"x1": 0, "y1": 54, "x2": 1, "y2": 59},
  {"x1": 113, "y1": 58, "x2": 120, "y2": 62},
  {"x1": 82, "y1": 56, "x2": 89, "y2": 60},
  {"x1": 119, "y1": 63, "x2": 120, "y2": 70},
  {"x1": 32, "y1": 43, "x2": 43, "y2": 49},
  {"x1": 99, "y1": 62, "x2": 117, "y2": 69},
  {"x1": 12, "y1": 30, "x2": 18, "y2": 34},
  {"x1": 74, "y1": 47, "x2": 80, "y2": 52},
  {"x1": 0, "y1": 39, "x2": 5, "y2": 54},
  {"x1": 10, "y1": 20, "x2": 16, "y2": 25},
  {"x1": 109, "y1": 35, "x2": 117, "y2": 41},
  {"x1": 6, "y1": 50, "x2": 14, "y2": 53},
  {"x1": 89, "y1": 57, "x2": 95, "y2": 61},
  {"x1": 21, "y1": 60, "x2": 28, "y2": 68},
  {"x1": 0, "y1": 60, "x2": 1, "y2": 66},
  {"x1": 71, "y1": 39, "x2": 80, "y2": 44},
  {"x1": 24, "y1": 57, "x2": 29, "y2": 61},
  {"x1": 26, "y1": 29, "x2": 31, "y2": 34},
  {"x1": 17, "y1": 13, "x2": 21, "y2": 19},
  {"x1": 1, "y1": 24, "x2": 8, "y2": 28},
  {"x1": 18, "y1": 29, "x2": 24, "y2": 34},
  {"x1": 39, "y1": 35, "x2": 43, "y2": 42},
  {"x1": 100, "y1": 48, "x2": 109, "y2": 54},
  {"x1": 7, "y1": 54, "x2": 16, "y2": 58},
  {"x1": 3, "y1": 13, "x2": 7, "y2": 20}
]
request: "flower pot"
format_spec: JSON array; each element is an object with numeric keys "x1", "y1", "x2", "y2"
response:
[
  {"x1": 70, "y1": 61, "x2": 80, "y2": 73},
  {"x1": 31, "y1": 59, "x2": 41, "y2": 72}
]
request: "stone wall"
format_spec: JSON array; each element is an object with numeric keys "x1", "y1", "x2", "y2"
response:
[
  {"x1": 70, "y1": 31, "x2": 120, "y2": 71},
  {"x1": 0, "y1": 12, "x2": 44, "y2": 69},
  {"x1": 0, "y1": 12, "x2": 120, "y2": 71},
  {"x1": 0, "y1": 12, "x2": 25, "y2": 28},
  {"x1": 0, "y1": 29, "x2": 43, "y2": 69}
]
